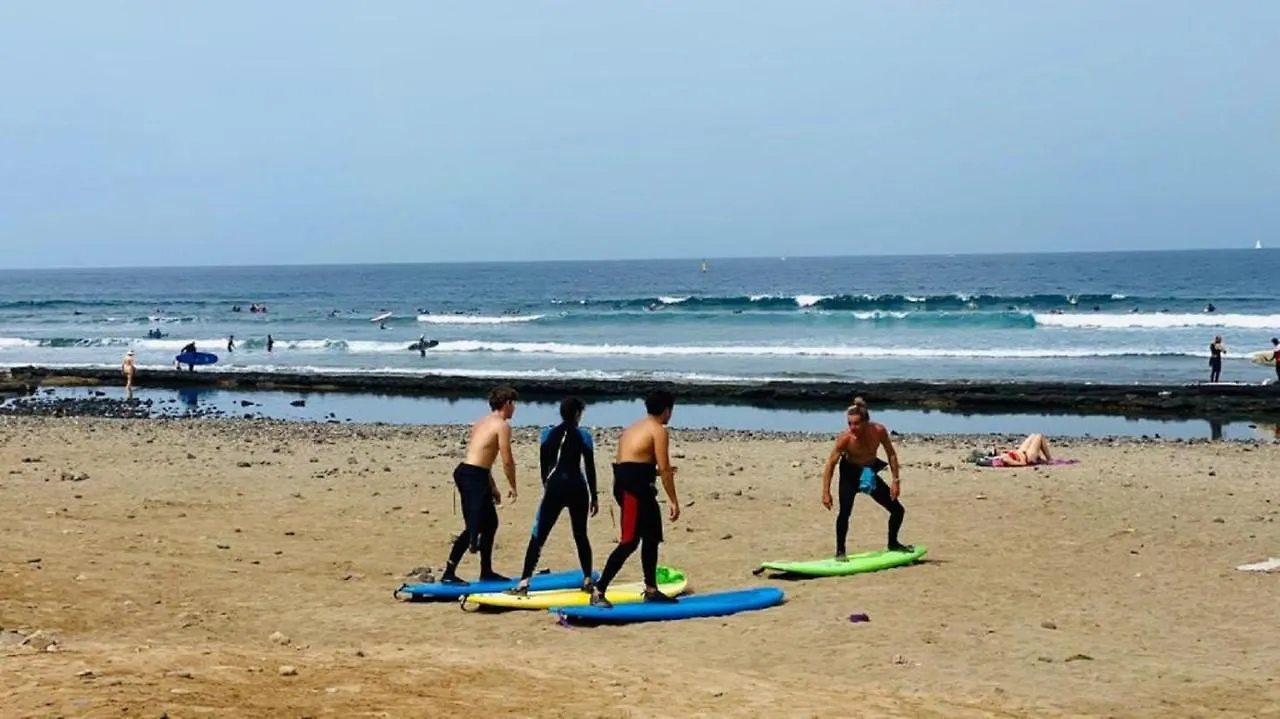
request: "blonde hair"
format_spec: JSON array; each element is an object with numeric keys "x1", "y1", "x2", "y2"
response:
[{"x1": 846, "y1": 396, "x2": 869, "y2": 420}]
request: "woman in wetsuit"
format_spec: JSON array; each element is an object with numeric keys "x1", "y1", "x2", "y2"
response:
[{"x1": 507, "y1": 397, "x2": 599, "y2": 595}]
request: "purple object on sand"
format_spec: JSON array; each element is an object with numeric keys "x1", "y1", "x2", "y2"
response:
[{"x1": 848, "y1": 613, "x2": 870, "y2": 623}]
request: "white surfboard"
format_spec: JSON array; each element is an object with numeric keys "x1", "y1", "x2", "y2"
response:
[
  {"x1": 371, "y1": 312, "x2": 393, "y2": 323},
  {"x1": 1251, "y1": 350, "x2": 1276, "y2": 367}
]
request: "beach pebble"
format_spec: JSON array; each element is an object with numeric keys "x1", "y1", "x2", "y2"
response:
[
  {"x1": 270, "y1": 631, "x2": 291, "y2": 645},
  {"x1": 278, "y1": 665, "x2": 298, "y2": 676},
  {"x1": 1040, "y1": 620, "x2": 1058, "y2": 630},
  {"x1": 1212, "y1": 517, "x2": 1225, "y2": 523},
  {"x1": 76, "y1": 669, "x2": 95, "y2": 678}
]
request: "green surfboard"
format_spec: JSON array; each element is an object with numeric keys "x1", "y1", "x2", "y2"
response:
[{"x1": 758, "y1": 546, "x2": 927, "y2": 577}]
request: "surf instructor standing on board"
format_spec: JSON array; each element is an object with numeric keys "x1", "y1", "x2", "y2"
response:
[
  {"x1": 438, "y1": 386, "x2": 520, "y2": 586},
  {"x1": 821, "y1": 397, "x2": 913, "y2": 560}
]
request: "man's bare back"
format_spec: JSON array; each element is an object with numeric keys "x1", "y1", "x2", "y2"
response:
[
  {"x1": 616, "y1": 409, "x2": 679, "y2": 522},
  {"x1": 464, "y1": 405, "x2": 517, "y2": 504},
  {"x1": 464, "y1": 413, "x2": 508, "y2": 469},
  {"x1": 616, "y1": 416, "x2": 666, "y2": 465}
]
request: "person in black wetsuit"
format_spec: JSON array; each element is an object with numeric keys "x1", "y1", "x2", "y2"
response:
[
  {"x1": 507, "y1": 397, "x2": 599, "y2": 595},
  {"x1": 439, "y1": 386, "x2": 520, "y2": 586},
  {"x1": 1209, "y1": 336, "x2": 1225, "y2": 383},
  {"x1": 1271, "y1": 338, "x2": 1280, "y2": 384},
  {"x1": 821, "y1": 397, "x2": 913, "y2": 559},
  {"x1": 590, "y1": 390, "x2": 681, "y2": 608}
]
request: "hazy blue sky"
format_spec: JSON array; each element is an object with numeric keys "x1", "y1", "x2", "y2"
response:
[{"x1": 1, "y1": 2, "x2": 1276, "y2": 268}]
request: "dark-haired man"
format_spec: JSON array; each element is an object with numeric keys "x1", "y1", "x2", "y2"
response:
[
  {"x1": 439, "y1": 386, "x2": 519, "y2": 585},
  {"x1": 507, "y1": 396, "x2": 599, "y2": 596},
  {"x1": 591, "y1": 390, "x2": 681, "y2": 607}
]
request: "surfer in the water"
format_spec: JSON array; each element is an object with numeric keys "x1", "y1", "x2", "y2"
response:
[
  {"x1": 1272, "y1": 338, "x2": 1280, "y2": 383},
  {"x1": 178, "y1": 341, "x2": 198, "y2": 372},
  {"x1": 590, "y1": 390, "x2": 681, "y2": 608},
  {"x1": 439, "y1": 386, "x2": 520, "y2": 586},
  {"x1": 507, "y1": 397, "x2": 599, "y2": 596},
  {"x1": 822, "y1": 398, "x2": 913, "y2": 559}
]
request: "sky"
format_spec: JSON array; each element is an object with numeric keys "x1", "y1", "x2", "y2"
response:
[{"x1": 0, "y1": 2, "x2": 1277, "y2": 269}]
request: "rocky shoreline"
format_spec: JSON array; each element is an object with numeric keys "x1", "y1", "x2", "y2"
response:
[
  {"x1": 0, "y1": 404, "x2": 1255, "y2": 448},
  {"x1": 6, "y1": 364, "x2": 1280, "y2": 421}
]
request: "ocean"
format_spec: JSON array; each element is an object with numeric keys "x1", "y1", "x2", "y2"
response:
[{"x1": 2, "y1": 250, "x2": 1277, "y2": 385}]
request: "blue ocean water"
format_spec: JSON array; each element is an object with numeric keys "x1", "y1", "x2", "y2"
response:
[{"x1": 2, "y1": 250, "x2": 1278, "y2": 384}]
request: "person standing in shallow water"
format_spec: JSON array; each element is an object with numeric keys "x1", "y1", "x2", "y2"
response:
[
  {"x1": 821, "y1": 398, "x2": 913, "y2": 559},
  {"x1": 1209, "y1": 336, "x2": 1226, "y2": 383},
  {"x1": 439, "y1": 386, "x2": 519, "y2": 585}
]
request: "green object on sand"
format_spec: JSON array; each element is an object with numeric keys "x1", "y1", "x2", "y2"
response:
[{"x1": 758, "y1": 546, "x2": 927, "y2": 577}]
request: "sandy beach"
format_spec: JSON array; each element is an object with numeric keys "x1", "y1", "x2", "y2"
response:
[{"x1": 2, "y1": 416, "x2": 1278, "y2": 718}]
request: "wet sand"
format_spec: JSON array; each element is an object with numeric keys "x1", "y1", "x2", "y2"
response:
[{"x1": 1, "y1": 417, "x2": 1278, "y2": 718}]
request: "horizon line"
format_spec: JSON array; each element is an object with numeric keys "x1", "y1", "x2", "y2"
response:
[{"x1": 0, "y1": 245, "x2": 1265, "y2": 273}]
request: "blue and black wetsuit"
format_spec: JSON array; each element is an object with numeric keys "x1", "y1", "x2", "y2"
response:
[{"x1": 517, "y1": 421, "x2": 598, "y2": 582}]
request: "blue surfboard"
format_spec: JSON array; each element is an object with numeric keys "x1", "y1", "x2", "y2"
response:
[
  {"x1": 394, "y1": 569, "x2": 593, "y2": 601},
  {"x1": 553, "y1": 587, "x2": 784, "y2": 624},
  {"x1": 175, "y1": 351, "x2": 218, "y2": 366}
]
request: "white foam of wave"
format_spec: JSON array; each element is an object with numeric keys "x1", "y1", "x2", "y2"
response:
[
  {"x1": 748, "y1": 294, "x2": 781, "y2": 302},
  {"x1": 851, "y1": 311, "x2": 912, "y2": 320},
  {"x1": 1034, "y1": 312, "x2": 1280, "y2": 330},
  {"x1": 794, "y1": 294, "x2": 831, "y2": 308},
  {"x1": 344, "y1": 340, "x2": 408, "y2": 353},
  {"x1": 657, "y1": 296, "x2": 690, "y2": 305},
  {"x1": 0, "y1": 338, "x2": 40, "y2": 349},
  {"x1": 426, "y1": 340, "x2": 1190, "y2": 359},
  {"x1": 904, "y1": 295, "x2": 927, "y2": 303},
  {"x1": 416, "y1": 313, "x2": 544, "y2": 325},
  {"x1": 1110, "y1": 294, "x2": 1127, "y2": 300}
]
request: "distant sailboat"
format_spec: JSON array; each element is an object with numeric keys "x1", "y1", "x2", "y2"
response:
[
  {"x1": 1256, "y1": 240, "x2": 1263, "y2": 249},
  {"x1": 700, "y1": 260, "x2": 708, "y2": 273}
]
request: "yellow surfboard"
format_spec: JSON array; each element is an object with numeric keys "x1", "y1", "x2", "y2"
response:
[{"x1": 463, "y1": 566, "x2": 687, "y2": 610}]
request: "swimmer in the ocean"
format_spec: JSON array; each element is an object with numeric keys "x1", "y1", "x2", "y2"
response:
[{"x1": 266, "y1": 334, "x2": 275, "y2": 353}]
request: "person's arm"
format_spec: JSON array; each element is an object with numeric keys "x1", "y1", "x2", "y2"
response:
[
  {"x1": 581, "y1": 428, "x2": 599, "y2": 513},
  {"x1": 654, "y1": 425, "x2": 679, "y2": 520},
  {"x1": 821, "y1": 436, "x2": 844, "y2": 509},
  {"x1": 879, "y1": 428, "x2": 901, "y2": 499},
  {"x1": 499, "y1": 421, "x2": 517, "y2": 502}
]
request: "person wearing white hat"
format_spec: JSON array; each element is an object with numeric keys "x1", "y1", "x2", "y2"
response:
[{"x1": 122, "y1": 349, "x2": 136, "y2": 392}]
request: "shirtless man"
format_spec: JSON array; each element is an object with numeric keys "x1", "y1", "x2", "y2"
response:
[
  {"x1": 121, "y1": 350, "x2": 136, "y2": 392},
  {"x1": 590, "y1": 390, "x2": 680, "y2": 607},
  {"x1": 439, "y1": 386, "x2": 520, "y2": 585},
  {"x1": 821, "y1": 397, "x2": 913, "y2": 559}
]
